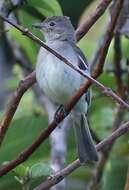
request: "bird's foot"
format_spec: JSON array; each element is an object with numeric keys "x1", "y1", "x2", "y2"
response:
[{"x1": 54, "y1": 105, "x2": 68, "y2": 125}]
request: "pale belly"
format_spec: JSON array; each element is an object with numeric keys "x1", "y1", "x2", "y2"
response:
[
  {"x1": 36, "y1": 42, "x2": 88, "y2": 113},
  {"x1": 36, "y1": 54, "x2": 82, "y2": 105}
]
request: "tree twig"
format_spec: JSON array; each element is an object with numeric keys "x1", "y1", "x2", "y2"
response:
[
  {"x1": 127, "y1": 59, "x2": 129, "y2": 93},
  {"x1": 114, "y1": 33, "x2": 124, "y2": 96},
  {"x1": 75, "y1": 0, "x2": 113, "y2": 41}
]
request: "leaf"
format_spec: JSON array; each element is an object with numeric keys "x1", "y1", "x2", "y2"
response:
[
  {"x1": 0, "y1": 115, "x2": 49, "y2": 189},
  {"x1": 23, "y1": 6, "x2": 45, "y2": 20},
  {"x1": 0, "y1": 116, "x2": 48, "y2": 163},
  {"x1": 27, "y1": 0, "x2": 63, "y2": 16},
  {"x1": 103, "y1": 157, "x2": 128, "y2": 190},
  {"x1": 29, "y1": 163, "x2": 53, "y2": 179},
  {"x1": 19, "y1": 0, "x2": 63, "y2": 28},
  {"x1": 9, "y1": 27, "x2": 38, "y2": 66},
  {"x1": 12, "y1": 164, "x2": 27, "y2": 177}
]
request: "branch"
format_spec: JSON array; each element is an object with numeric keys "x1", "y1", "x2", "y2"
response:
[
  {"x1": 127, "y1": 59, "x2": 129, "y2": 93},
  {"x1": 75, "y1": 0, "x2": 113, "y2": 41},
  {"x1": 92, "y1": 11, "x2": 121, "y2": 76},
  {"x1": 34, "y1": 120, "x2": 129, "y2": 190},
  {"x1": 114, "y1": 33, "x2": 124, "y2": 95},
  {"x1": 0, "y1": 0, "x2": 125, "y2": 177}
]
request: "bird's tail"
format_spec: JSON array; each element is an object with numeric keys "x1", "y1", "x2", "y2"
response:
[{"x1": 73, "y1": 113, "x2": 98, "y2": 163}]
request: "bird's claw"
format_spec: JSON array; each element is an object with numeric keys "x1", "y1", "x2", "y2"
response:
[{"x1": 54, "y1": 105, "x2": 68, "y2": 125}]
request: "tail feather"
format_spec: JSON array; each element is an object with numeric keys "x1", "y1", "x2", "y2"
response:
[{"x1": 74, "y1": 114, "x2": 98, "y2": 163}]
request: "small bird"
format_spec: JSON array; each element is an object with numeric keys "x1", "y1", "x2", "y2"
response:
[{"x1": 34, "y1": 16, "x2": 98, "y2": 163}]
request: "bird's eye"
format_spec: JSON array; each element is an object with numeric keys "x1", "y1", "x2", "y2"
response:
[{"x1": 49, "y1": 21, "x2": 56, "y2": 26}]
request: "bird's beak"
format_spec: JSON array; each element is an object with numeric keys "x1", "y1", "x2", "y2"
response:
[{"x1": 32, "y1": 23, "x2": 45, "y2": 29}]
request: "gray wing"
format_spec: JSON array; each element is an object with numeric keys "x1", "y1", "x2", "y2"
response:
[
  {"x1": 76, "y1": 47, "x2": 91, "y2": 106},
  {"x1": 70, "y1": 43, "x2": 91, "y2": 107},
  {"x1": 85, "y1": 90, "x2": 91, "y2": 107},
  {"x1": 74, "y1": 45, "x2": 89, "y2": 71}
]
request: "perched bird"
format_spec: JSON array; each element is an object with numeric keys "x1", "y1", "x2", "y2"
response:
[{"x1": 34, "y1": 16, "x2": 98, "y2": 163}]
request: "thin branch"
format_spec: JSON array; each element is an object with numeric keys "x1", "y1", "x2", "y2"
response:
[
  {"x1": 114, "y1": 33, "x2": 124, "y2": 95},
  {"x1": 93, "y1": 10, "x2": 121, "y2": 76},
  {"x1": 127, "y1": 59, "x2": 129, "y2": 93},
  {"x1": 34, "y1": 120, "x2": 129, "y2": 190},
  {"x1": 75, "y1": 0, "x2": 113, "y2": 41},
  {"x1": 0, "y1": 0, "x2": 125, "y2": 177}
]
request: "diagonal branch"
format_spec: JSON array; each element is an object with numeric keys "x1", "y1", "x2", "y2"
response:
[
  {"x1": 0, "y1": 0, "x2": 125, "y2": 177},
  {"x1": 114, "y1": 33, "x2": 124, "y2": 95},
  {"x1": 75, "y1": 0, "x2": 113, "y2": 41},
  {"x1": 34, "y1": 120, "x2": 129, "y2": 190}
]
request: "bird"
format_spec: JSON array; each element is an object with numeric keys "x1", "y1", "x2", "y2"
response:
[{"x1": 33, "y1": 16, "x2": 98, "y2": 163}]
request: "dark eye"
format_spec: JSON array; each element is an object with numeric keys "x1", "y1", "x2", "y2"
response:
[{"x1": 49, "y1": 21, "x2": 56, "y2": 26}]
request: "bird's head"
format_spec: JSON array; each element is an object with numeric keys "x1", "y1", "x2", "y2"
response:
[{"x1": 32, "y1": 16, "x2": 76, "y2": 42}]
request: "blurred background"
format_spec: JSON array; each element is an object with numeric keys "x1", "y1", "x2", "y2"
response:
[{"x1": 0, "y1": 0, "x2": 129, "y2": 189}]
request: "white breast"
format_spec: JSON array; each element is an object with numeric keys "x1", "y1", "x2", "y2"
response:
[{"x1": 36, "y1": 41, "x2": 84, "y2": 105}]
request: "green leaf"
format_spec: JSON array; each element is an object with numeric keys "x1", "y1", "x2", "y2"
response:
[
  {"x1": 17, "y1": 0, "x2": 62, "y2": 31},
  {"x1": 12, "y1": 164, "x2": 27, "y2": 177},
  {"x1": 23, "y1": 6, "x2": 45, "y2": 20},
  {"x1": 103, "y1": 157, "x2": 128, "y2": 190},
  {"x1": 29, "y1": 163, "x2": 53, "y2": 179},
  {"x1": 9, "y1": 28, "x2": 38, "y2": 66},
  {"x1": 27, "y1": 0, "x2": 63, "y2": 16},
  {"x1": 0, "y1": 115, "x2": 49, "y2": 189},
  {"x1": 18, "y1": 0, "x2": 63, "y2": 28}
]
